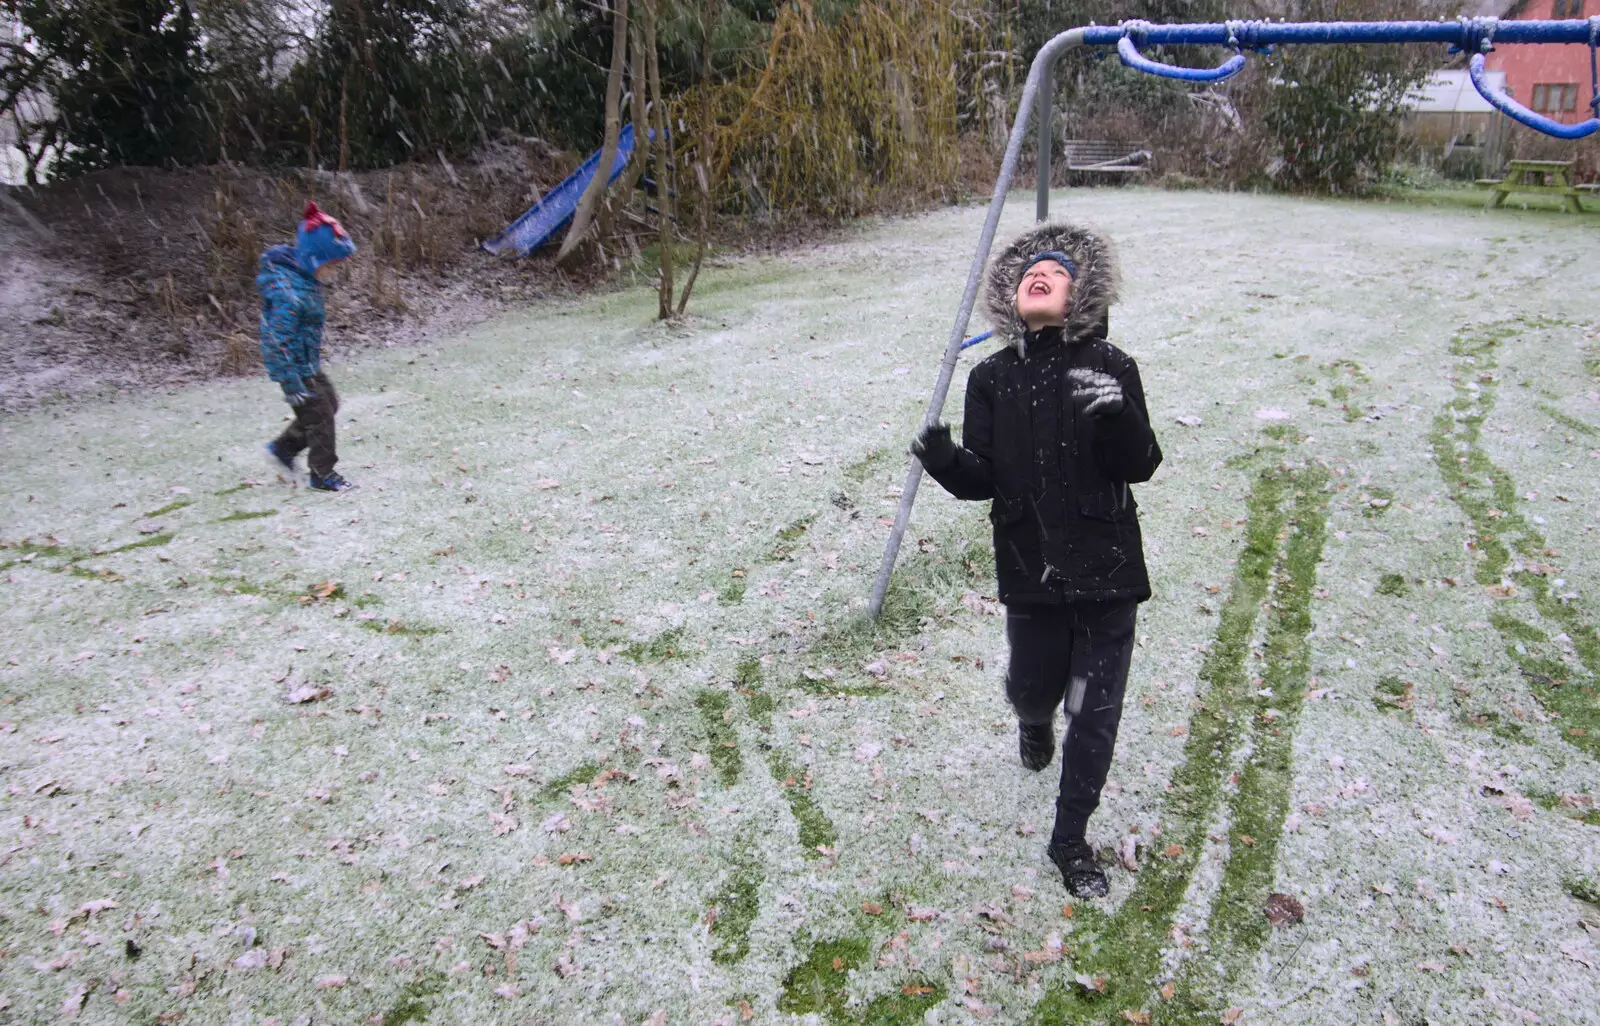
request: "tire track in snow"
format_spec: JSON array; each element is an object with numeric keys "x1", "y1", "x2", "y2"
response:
[
  {"x1": 1163, "y1": 468, "x2": 1331, "y2": 1023},
  {"x1": 1030, "y1": 467, "x2": 1297, "y2": 1024},
  {"x1": 1429, "y1": 317, "x2": 1600, "y2": 758}
]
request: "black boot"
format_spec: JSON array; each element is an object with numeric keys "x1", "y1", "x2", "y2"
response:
[
  {"x1": 1048, "y1": 839, "x2": 1108, "y2": 898},
  {"x1": 1018, "y1": 721, "x2": 1055, "y2": 772}
]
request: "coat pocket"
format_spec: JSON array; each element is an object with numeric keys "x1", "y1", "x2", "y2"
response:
[
  {"x1": 1078, "y1": 487, "x2": 1137, "y2": 523},
  {"x1": 989, "y1": 495, "x2": 1028, "y2": 527}
]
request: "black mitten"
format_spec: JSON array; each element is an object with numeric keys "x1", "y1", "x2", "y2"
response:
[{"x1": 910, "y1": 421, "x2": 958, "y2": 471}]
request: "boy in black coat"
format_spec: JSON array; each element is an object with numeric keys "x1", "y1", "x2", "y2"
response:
[{"x1": 911, "y1": 223, "x2": 1161, "y2": 897}]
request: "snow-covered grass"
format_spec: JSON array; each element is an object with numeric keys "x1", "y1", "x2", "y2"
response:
[{"x1": 2, "y1": 189, "x2": 1599, "y2": 1026}]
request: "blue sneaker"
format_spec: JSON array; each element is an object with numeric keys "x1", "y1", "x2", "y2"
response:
[
  {"x1": 266, "y1": 441, "x2": 297, "y2": 476},
  {"x1": 309, "y1": 471, "x2": 356, "y2": 492}
]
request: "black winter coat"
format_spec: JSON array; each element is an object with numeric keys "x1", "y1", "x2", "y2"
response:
[{"x1": 922, "y1": 324, "x2": 1161, "y2": 604}]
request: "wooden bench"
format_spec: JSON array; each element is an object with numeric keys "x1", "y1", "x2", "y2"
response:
[
  {"x1": 1063, "y1": 140, "x2": 1151, "y2": 175},
  {"x1": 1477, "y1": 159, "x2": 1588, "y2": 213}
]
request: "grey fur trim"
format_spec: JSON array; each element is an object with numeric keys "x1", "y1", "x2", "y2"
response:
[{"x1": 982, "y1": 222, "x2": 1120, "y2": 350}]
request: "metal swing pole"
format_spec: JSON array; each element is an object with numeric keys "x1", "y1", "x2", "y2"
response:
[
  {"x1": 868, "y1": 16, "x2": 1600, "y2": 619},
  {"x1": 867, "y1": 29, "x2": 1088, "y2": 619}
]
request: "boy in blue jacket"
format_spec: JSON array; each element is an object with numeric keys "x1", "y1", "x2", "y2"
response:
[{"x1": 260, "y1": 202, "x2": 358, "y2": 492}]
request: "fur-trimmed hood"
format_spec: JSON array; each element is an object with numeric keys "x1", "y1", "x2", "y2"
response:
[{"x1": 983, "y1": 222, "x2": 1119, "y2": 351}]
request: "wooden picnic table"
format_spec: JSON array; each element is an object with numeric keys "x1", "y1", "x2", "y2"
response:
[{"x1": 1477, "y1": 159, "x2": 1588, "y2": 213}]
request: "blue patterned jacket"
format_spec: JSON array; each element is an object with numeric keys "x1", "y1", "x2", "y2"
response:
[{"x1": 257, "y1": 245, "x2": 325, "y2": 386}]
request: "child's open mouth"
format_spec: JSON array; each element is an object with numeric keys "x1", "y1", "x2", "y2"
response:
[{"x1": 1028, "y1": 282, "x2": 1052, "y2": 295}]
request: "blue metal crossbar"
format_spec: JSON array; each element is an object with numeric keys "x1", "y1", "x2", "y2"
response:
[{"x1": 868, "y1": 17, "x2": 1600, "y2": 617}]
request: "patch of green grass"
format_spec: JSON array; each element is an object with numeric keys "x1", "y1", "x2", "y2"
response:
[
  {"x1": 1566, "y1": 876, "x2": 1600, "y2": 907},
  {"x1": 809, "y1": 528, "x2": 988, "y2": 667},
  {"x1": 67, "y1": 564, "x2": 123, "y2": 582},
  {"x1": 768, "y1": 752, "x2": 837, "y2": 857},
  {"x1": 213, "y1": 482, "x2": 256, "y2": 496},
  {"x1": 1458, "y1": 708, "x2": 1532, "y2": 745},
  {"x1": 1032, "y1": 468, "x2": 1293, "y2": 1024},
  {"x1": 352, "y1": 592, "x2": 383, "y2": 608},
  {"x1": 709, "y1": 841, "x2": 762, "y2": 965},
  {"x1": 1526, "y1": 786, "x2": 1600, "y2": 827},
  {"x1": 1376, "y1": 573, "x2": 1408, "y2": 597},
  {"x1": 100, "y1": 533, "x2": 174, "y2": 555},
  {"x1": 1374, "y1": 675, "x2": 1416, "y2": 715},
  {"x1": 1224, "y1": 445, "x2": 1285, "y2": 471},
  {"x1": 1430, "y1": 318, "x2": 1600, "y2": 758},
  {"x1": 695, "y1": 689, "x2": 743, "y2": 787},
  {"x1": 1167, "y1": 468, "x2": 1331, "y2": 1020},
  {"x1": 736, "y1": 657, "x2": 775, "y2": 730},
  {"x1": 211, "y1": 575, "x2": 273, "y2": 596},
  {"x1": 857, "y1": 980, "x2": 946, "y2": 1025},
  {"x1": 380, "y1": 971, "x2": 446, "y2": 1025},
  {"x1": 535, "y1": 761, "x2": 602, "y2": 806},
  {"x1": 1491, "y1": 612, "x2": 1548, "y2": 645},
  {"x1": 1361, "y1": 485, "x2": 1395, "y2": 517},
  {"x1": 357, "y1": 618, "x2": 443, "y2": 637},
  {"x1": 777, "y1": 936, "x2": 871, "y2": 1018},
  {"x1": 142, "y1": 499, "x2": 193, "y2": 518},
  {"x1": 768, "y1": 513, "x2": 818, "y2": 560},
  {"x1": 719, "y1": 569, "x2": 748, "y2": 606},
  {"x1": 1537, "y1": 403, "x2": 1599, "y2": 437},
  {"x1": 214, "y1": 509, "x2": 278, "y2": 523},
  {"x1": 621, "y1": 626, "x2": 689, "y2": 663},
  {"x1": 843, "y1": 447, "x2": 895, "y2": 485}
]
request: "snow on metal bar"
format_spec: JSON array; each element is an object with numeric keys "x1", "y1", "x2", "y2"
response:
[{"x1": 1081, "y1": 19, "x2": 1598, "y2": 48}]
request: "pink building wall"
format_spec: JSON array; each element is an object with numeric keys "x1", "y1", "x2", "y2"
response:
[{"x1": 1482, "y1": 0, "x2": 1596, "y2": 125}]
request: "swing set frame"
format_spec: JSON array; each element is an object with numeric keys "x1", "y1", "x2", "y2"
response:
[{"x1": 869, "y1": 16, "x2": 1600, "y2": 618}]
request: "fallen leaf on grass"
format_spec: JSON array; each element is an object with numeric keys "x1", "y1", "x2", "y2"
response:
[
  {"x1": 1162, "y1": 844, "x2": 1184, "y2": 859},
  {"x1": 1263, "y1": 893, "x2": 1304, "y2": 927},
  {"x1": 495, "y1": 984, "x2": 521, "y2": 999},
  {"x1": 60, "y1": 981, "x2": 90, "y2": 1020},
  {"x1": 901, "y1": 983, "x2": 935, "y2": 996},
  {"x1": 862, "y1": 901, "x2": 883, "y2": 915},
  {"x1": 1120, "y1": 1011, "x2": 1152, "y2": 1025},
  {"x1": 502, "y1": 764, "x2": 534, "y2": 777},
  {"x1": 282, "y1": 684, "x2": 331, "y2": 704},
  {"x1": 232, "y1": 949, "x2": 269, "y2": 971},
  {"x1": 1221, "y1": 1009, "x2": 1245, "y2": 1025},
  {"x1": 1159, "y1": 983, "x2": 1176, "y2": 1001},
  {"x1": 1417, "y1": 961, "x2": 1447, "y2": 973},
  {"x1": 1561, "y1": 940, "x2": 1598, "y2": 969},
  {"x1": 489, "y1": 812, "x2": 519, "y2": 836},
  {"x1": 557, "y1": 852, "x2": 592, "y2": 866},
  {"x1": 73, "y1": 899, "x2": 119, "y2": 919},
  {"x1": 315, "y1": 974, "x2": 348, "y2": 989}
]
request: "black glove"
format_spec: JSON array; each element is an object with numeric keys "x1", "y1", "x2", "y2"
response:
[
  {"x1": 910, "y1": 421, "x2": 958, "y2": 471},
  {"x1": 1067, "y1": 368, "x2": 1124, "y2": 418},
  {"x1": 281, "y1": 378, "x2": 316, "y2": 407}
]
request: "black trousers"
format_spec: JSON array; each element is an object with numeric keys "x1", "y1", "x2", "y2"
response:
[
  {"x1": 274, "y1": 372, "x2": 340, "y2": 477},
  {"x1": 1005, "y1": 599, "x2": 1138, "y2": 846}
]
